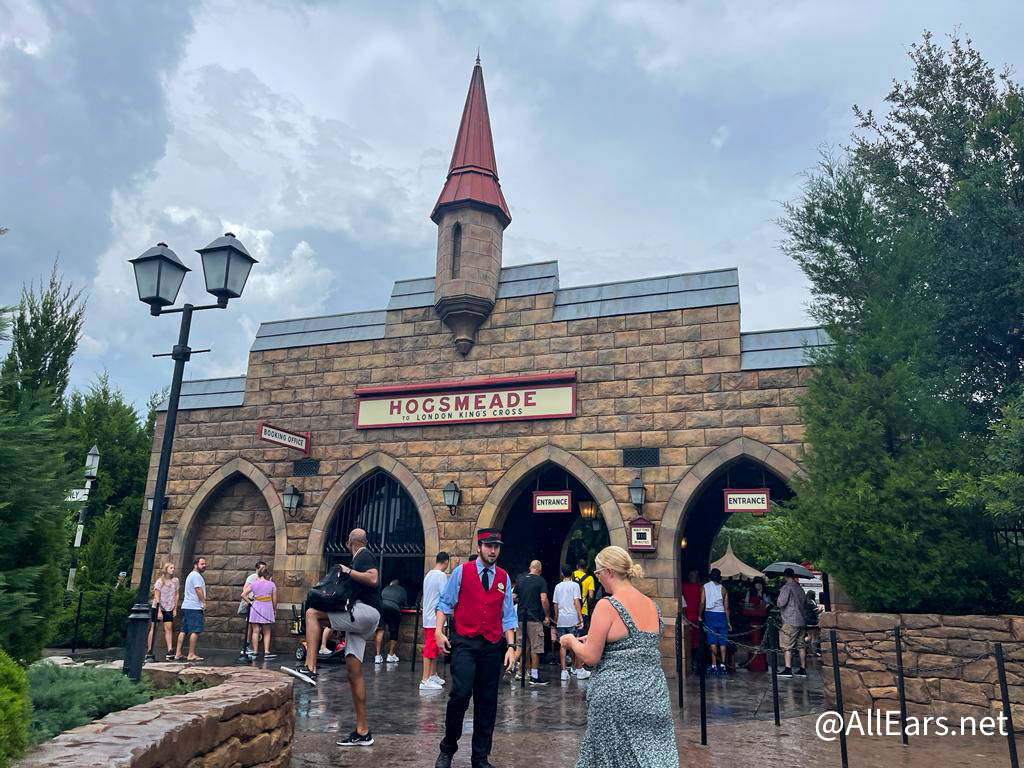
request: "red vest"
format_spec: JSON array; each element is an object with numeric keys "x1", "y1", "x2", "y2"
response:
[{"x1": 454, "y1": 561, "x2": 507, "y2": 644}]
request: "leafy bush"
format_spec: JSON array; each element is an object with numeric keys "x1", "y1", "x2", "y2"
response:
[
  {"x1": 27, "y1": 663, "x2": 150, "y2": 745},
  {"x1": 0, "y1": 650, "x2": 30, "y2": 767},
  {"x1": 53, "y1": 587, "x2": 138, "y2": 649}
]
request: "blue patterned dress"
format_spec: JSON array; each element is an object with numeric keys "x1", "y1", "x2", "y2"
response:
[{"x1": 576, "y1": 596, "x2": 679, "y2": 768}]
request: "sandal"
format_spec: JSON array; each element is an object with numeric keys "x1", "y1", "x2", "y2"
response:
[{"x1": 185, "y1": 656, "x2": 204, "y2": 662}]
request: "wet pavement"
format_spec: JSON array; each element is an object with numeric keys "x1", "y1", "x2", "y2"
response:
[{"x1": 65, "y1": 648, "x2": 1018, "y2": 766}]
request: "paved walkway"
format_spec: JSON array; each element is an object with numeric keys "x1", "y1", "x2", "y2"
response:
[{"x1": 66, "y1": 648, "x2": 1020, "y2": 766}]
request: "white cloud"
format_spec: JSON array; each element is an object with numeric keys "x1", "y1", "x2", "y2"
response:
[{"x1": 711, "y1": 126, "x2": 731, "y2": 151}]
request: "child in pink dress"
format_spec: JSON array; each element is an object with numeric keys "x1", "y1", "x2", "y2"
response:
[{"x1": 242, "y1": 564, "x2": 277, "y2": 657}]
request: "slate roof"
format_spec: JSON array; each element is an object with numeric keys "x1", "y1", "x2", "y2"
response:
[
  {"x1": 156, "y1": 376, "x2": 246, "y2": 412},
  {"x1": 739, "y1": 327, "x2": 831, "y2": 370},
  {"x1": 169, "y1": 263, "x2": 828, "y2": 411}
]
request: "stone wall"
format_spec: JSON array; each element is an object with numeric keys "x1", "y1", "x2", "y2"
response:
[
  {"x1": 17, "y1": 665, "x2": 293, "y2": 768},
  {"x1": 133, "y1": 291, "x2": 813, "y2": 670},
  {"x1": 821, "y1": 611, "x2": 1024, "y2": 730},
  {"x1": 187, "y1": 475, "x2": 281, "y2": 650}
]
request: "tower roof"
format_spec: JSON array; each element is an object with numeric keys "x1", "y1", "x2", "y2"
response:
[{"x1": 431, "y1": 58, "x2": 511, "y2": 227}]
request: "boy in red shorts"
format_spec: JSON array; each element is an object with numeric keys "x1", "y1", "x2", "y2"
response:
[{"x1": 420, "y1": 551, "x2": 450, "y2": 689}]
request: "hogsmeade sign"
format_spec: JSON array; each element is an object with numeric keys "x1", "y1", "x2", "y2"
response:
[{"x1": 354, "y1": 372, "x2": 576, "y2": 429}]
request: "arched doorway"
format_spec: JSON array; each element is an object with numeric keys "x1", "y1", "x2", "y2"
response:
[
  {"x1": 679, "y1": 460, "x2": 794, "y2": 579},
  {"x1": 498, "y1": 462, "x2": 610, "y2": 582},
  {"x1": 323, "y1": 469, "x2": 426, "y2": 604}
]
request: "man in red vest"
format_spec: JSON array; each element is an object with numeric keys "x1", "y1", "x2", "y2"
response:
[{"x1": 433, "y1": 528, "x2": 517, "y2": 768}]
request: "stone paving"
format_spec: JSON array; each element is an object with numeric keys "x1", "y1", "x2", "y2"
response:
[{"x1": 67, "y1": 648, "x2": 1020, "y2": 766}]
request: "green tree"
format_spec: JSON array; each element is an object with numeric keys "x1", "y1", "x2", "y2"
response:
[
  {"x1": 943, "y1": 390, "x2": 1024, "y2": 523},
  {"x1": 77, "y1": 508, "x2": 121, "y2": 590},
  {"x1": 710, "y1": 510, "x2": 803, "y2": 570},
  {"x1": 0, "y1": 402, "x2": 73, "y2": 659},
  {"x1": 64, "y1": 375, "x2": 153, "y2": 575},
  {"x1": 0, "y1": 264, "x2": 85, "y2": 410}
]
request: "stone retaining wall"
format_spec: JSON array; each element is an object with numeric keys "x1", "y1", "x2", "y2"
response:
[
  {"x1": 821, "y1": 612, "x2": 1024, "y2": 730},
  {"x1": 17, "y1": 665, "x2": 293, "y2": 768}
]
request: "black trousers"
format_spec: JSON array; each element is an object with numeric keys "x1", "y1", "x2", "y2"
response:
[{"x1": 440, "y1": 634, "x2": 503, "y2": 763}]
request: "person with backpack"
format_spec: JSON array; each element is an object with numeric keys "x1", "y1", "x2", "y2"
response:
[
  {"x1": 572, "y1": 558, "x2": 595, "y2": 632},
  {"x1": 282, "y1": 528, "x2": 381, "y2": 747}
]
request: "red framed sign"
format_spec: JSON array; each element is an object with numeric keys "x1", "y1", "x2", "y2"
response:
[
  {"x1": 258, "y1": 423, "x2": 311, "y2": 454},
  {"x1": 354, "y1": 372, "x2": 577, "y2": 429},
  {"x1": 627, "y1": 516, "x2": 656, "y2": 552},
  {"x1": 533, "y1": 490, "x2": 572, "y2": 514},
  {"x1": 724, "y1": 488, "x2": 771, "y2": 517}
]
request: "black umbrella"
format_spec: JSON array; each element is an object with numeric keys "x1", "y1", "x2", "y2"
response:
[{"x1": 762, "y1": 561, "x2": 813, "y2": 579}]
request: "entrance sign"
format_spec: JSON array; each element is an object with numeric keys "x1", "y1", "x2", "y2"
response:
[
  {"x1": 724, "y1": 488, "x2": 771, "y2": 517},
  {"x1": 627, "y1": 516, "x2": 656, "y2": 553},
  {"x1": 533, "y1": 491, "x2": 572, "y2": 514},
  {"x1": 259, "y1": 423, "x2": 311, "y2": 454},
  {"x1": 354, "y1": 372, "x2": 576, "y2": 429}
]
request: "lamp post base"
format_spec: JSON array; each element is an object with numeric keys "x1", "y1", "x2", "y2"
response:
[{"x1": 123, "y1": 602, "x2": 152, "y2": 682}]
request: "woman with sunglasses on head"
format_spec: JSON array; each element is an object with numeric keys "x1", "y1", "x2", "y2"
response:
[{"x1": 560, "y1": 546, "x2": 679, "y2": 768}]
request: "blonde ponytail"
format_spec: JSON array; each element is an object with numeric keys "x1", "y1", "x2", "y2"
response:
[{"x1": 595, "y1": 545, "x2": 642, "y2": 581}]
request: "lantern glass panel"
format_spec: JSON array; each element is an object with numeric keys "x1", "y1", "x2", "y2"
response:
[
  {"x1": 133, "y1": 259, "x2": 160, "y2": 302},
  {"x1": 202, "y1": 249, "x2": 229, "y2": 296},
  {"x1": 225, "y1": 251, "x2": 253, "y2": 297},
  {"x1": 161, "y1": 261, "x2": 187, "y2": 305}
]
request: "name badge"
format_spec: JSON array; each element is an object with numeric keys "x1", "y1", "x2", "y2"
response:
[{"x1": 497, "y1": 582, "x2": 506, "y2": 593}]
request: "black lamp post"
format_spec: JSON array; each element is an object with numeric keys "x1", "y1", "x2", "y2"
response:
[
  {"x1": 628, "y1": 474, "x2": 646, "y2": 511},
  {"x1": 123, "y1": 233, "x2": 256, "y2": 682},
  {"x1": 282, "y1": 484, "x2": 303, "y2": 518}
]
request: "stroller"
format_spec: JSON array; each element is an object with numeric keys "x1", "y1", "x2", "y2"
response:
[{"x1": 291, "y1": 602, "x2": 346, "y2": 663}]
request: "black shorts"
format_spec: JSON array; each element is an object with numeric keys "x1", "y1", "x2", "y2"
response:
[
  {"x1": 380, "y1": 605, "x2": 401, "y2": 635},
  {"x1": 151, "y1": 607, "x2": 174, "y2": 623}
]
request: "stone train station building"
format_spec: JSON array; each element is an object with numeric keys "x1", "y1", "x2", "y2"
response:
[{"x1": 132, "y1": 60, "x2": 828, "y2": 666}]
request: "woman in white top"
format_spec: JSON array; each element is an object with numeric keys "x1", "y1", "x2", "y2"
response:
[{"x1": 148, "y1": 562, "x2": 179, "y2": 661}]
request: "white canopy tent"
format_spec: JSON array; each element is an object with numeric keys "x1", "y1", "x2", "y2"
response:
[{"x1": 709, "y1": 541, "x2": 765, "y2": 581}]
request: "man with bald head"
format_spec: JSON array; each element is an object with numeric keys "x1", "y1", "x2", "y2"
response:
[
  {"x1": 284, "y1": 528, "x2": 381, "y2": 747},
  {"x1": 514, "y1": 559, "x2": 551, "y2": 685}
]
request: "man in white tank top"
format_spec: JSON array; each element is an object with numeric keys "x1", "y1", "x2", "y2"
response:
[{"x1": 699, "y1": 568, "x2": 731, "y2": 675}]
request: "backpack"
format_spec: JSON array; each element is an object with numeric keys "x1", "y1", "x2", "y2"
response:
[
  {"x1": 573, "y1": 571, "x2": 592, "y2": 614},
  {"x1": 306, "y1": 564, "x2": 356, "y2": 620}
]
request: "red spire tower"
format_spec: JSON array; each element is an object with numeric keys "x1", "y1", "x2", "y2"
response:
[{"x1": 432, "y1": 57, "x2": 510, "y2": 355}]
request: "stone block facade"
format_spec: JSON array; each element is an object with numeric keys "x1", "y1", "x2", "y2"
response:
[
  {"x1": 133, "y1": 287, "x2": 813, "y2": 668},
  {"x1": 821, "y1": 611, "x2": 1024, "y2": 730}
]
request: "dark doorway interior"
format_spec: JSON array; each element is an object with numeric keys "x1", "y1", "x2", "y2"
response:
[
  {"x1": 679, "y1": 459, "x2": 794, "y2": 580},
  {"x1": 498, "y1": 463, "x2": 609, "y2": 589}
]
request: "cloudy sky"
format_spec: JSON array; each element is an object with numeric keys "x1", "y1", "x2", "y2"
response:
[{"x1": 2, "y1": 1, "x2": 1022, "y2": 412}]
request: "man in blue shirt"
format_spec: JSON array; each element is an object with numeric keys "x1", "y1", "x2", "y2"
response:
[{"x1": 433, "y1": 528, "x2": 517, "y2": 768}]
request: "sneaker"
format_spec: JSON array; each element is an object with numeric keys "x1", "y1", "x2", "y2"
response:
[
  {"x1": 560, "y1": 669, "x2": 570, "y2": 681},
  {"x1": 262, "y1": 653, "x2": 276, "y2": 660},
  {"x1": 386, "y1": 654, "x2": 399, "y2": 663},
  {"x1": 420, "y1": 679, "x2": 443, "y2": 690},
  {"x1": 429, "y1": 674, "x2": 446, "y2": 686},
  {"x1": 281, "y1": 665, "x2": 318, "y2": 686},
  {"x1": 528, "y1": 676, "x2": 548, "y2": 686},
  {"x1": 779, "y1": 667, "x2": 793, "y2": 677},
  {"x1": 318, "y1": 648, "x2": 333, "y2": 657},
  {"x1": 165, "y1": 652, "x2": 175, "y2": 661},
  {"x1": 337, "y1": 730, "x2": 374, "y2": 747},
  {"x1": 373, "y1": 655, "x2": 384, "y2": 664},
  {"x1": 795, "y1": 667, "x2": 807, "y2": 677},
  {"x1": 144, "y1": 653, "x2": 156, "y2": 662},
  {"x1": 575, "y1": 668, "x2": 591, "y2": 680}
]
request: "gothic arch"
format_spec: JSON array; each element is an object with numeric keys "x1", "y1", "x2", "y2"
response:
[
  {"x1": 477, "y1": 444, "x2": 628, "y2": 550},
  {"x1": 170, "y1": 457, "x2": 287, "y2": 573},
  {"x1": 306, "y1": 452, "x2": 439, "y2": 569},
  {"x1": 656, "y1": 436, "x2": 805, "y2": 566}
]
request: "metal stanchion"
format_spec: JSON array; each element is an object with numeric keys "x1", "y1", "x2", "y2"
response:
[
  {"x1": 100, "y1": 590, "x2": 112, "y2": 648},
  {"x1": 70, "y1": 591, "x2": 84, "y2": 655},
  {"x1": 995, "y1": 643, "x2": 1020, "y2": 768},
  {"x1": 675, "y1": 598, "x2": 684, "y2": 710},
  {"x1": 829, "y1": 630, "x2": 849, "y2": 768},
  {"x1": 894, "y1": 627, "x2": 909, "y2": 746},
  {"x1": 411, "y1": 602, "x2": 421, "y2": 673},
  {"x1": 821, "y1": 573, "x2": 832, "y2": 612},
  {"x1": 520, "y1": 617, "x2": 527, "y2": 689},
  {"x1": 698, "y1": 619, "x2": 707, "y2": 746},
  {"x1": 770, "y1": 625, "x2": 780, "y2": 728}
]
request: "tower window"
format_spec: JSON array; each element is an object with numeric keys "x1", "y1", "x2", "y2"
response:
[{"x1": 452, "y1": 223, "x2": 462, "y2": 278}]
